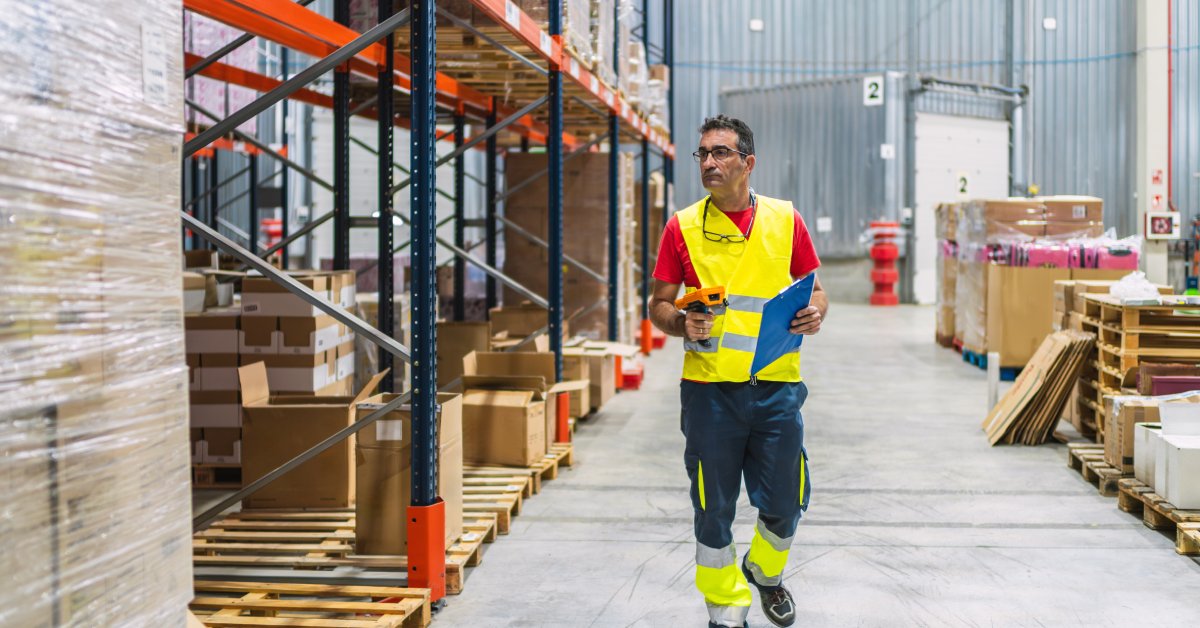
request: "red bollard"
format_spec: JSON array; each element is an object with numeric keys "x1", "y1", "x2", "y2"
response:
[{"x1": 869, "y1": 221, "x2": 900, "y2": 306}]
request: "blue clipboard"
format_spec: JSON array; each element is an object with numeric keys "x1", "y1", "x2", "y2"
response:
[{"x1": 750, "y1": 274, "x2": 816, "y2": 376}]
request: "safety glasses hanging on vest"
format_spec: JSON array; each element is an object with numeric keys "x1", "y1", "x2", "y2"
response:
[{"x1": 702, "y1": 189, "x2": 758, "y2": 243}]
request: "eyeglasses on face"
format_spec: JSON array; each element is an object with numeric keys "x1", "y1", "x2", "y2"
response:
[{"x1": 692, "y1": 146, "x2": 749, "y2": 163}]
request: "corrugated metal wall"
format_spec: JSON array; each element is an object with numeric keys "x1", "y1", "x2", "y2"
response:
[
  {"x1": 1175, "y1": 0, "x2": 1200, "y2": 223},
  {"x1": 673, "y1": 0, "x2": 1198, "y2": 234}
]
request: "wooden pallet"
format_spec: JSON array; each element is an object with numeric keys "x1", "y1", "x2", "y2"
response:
[
  {"x1": 190, "y1": 580, "x2": 430, "y2": 627},
  {"x1": 463, "y1": 442, "x2": 575, "y2": 496},
  {"x1": 1116, "y1": 478, "x2": 1200, "y2": 555},
  {"x1": 193, "y1": 463, "x2": 242, "y2": 489},
  {"x1": 1066, "y1": 443, "x2": 1125, "y2": 496},
  {"x1": 193, "y1": 510, "x2": 498, "y2": 595}
]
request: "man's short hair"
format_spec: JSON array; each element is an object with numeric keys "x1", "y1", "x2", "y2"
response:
[{"x1": 698, "y1": 114, "x2": 754, "y2": 156}]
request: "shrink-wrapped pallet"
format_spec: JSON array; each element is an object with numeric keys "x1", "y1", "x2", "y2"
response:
[{"x1": 0, "y1": 0, "x2": 193, "y2": 625}]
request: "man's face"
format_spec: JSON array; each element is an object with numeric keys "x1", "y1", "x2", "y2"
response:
[{"x1": 697, "y1": 129, "x2": 753, "y2": 192}]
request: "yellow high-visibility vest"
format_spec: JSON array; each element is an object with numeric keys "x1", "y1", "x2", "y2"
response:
[{"x1": 678, "y1": 193, "x2": 802, "y2": 383}]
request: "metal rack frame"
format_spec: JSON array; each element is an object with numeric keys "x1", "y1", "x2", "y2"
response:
[{"x1": 181, "y1": 0, "x2": 674, "y2": 601}]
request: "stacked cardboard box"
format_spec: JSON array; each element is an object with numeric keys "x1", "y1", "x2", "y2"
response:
[
  {"x1": 1133, "y1": 399, "x2": 1200, "y2": 508},
  {"x1": 935, "y1": 202, "x2": 961, "y2": 347},
  {"x1": 953, "y1": 197, "x2": 1129, "y2": 367},
  {"x1": 240, "y1": 271, "x2": 357, "y2": 397},
  {"x1": 185, "y1": 271, "x2": 358, "y2": 480},
  {"x1": 0, "y1": 1, "x2": 193, "y2": 624},
  {"x1": 504, "y1": 152, "x2": 636, "y2": 340}
]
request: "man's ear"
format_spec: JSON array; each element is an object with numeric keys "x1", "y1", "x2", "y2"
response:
[{"x1": 744, "y1": 154, "x2": 755, "y2": 176}]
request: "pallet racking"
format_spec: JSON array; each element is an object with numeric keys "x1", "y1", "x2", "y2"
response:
[{"x1": 180, "y1": 0, "x2": 675, "y2": 607}]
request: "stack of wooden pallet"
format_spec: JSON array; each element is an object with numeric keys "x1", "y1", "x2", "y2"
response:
[{"x1": 1078, "y1": 293, "x2": 1200, "y2": 440}]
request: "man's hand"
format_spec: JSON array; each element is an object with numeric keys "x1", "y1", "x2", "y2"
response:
[
  {"x1": 685, "y1": 310, "x2": 714, "y2": 341},
  {"x1": 790, "y1": 305, "x2": 822, "y2": 335}
]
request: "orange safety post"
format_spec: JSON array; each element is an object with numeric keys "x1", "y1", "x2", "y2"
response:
[
  {"x1": 555, "y1": 391, "x2": 571, "y2": 443},
  {"x1": 869, "y1": 221, "x2": 900, "y2": 306},
  {"x1": 406, "y1": 500, "x2": 446, "y2": 601}
]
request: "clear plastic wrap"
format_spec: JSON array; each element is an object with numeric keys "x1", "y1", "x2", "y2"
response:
[
  {"x1": 593, "y1": 0, "x2": 617, "y2": 86},
  {"x1": 0, "y1": 1, "x2": 192, "y2": 625},
  {"x1": 185, "y1": 12, "x2": 257, "y2": 134},
  {"x1": 564, "y1": 0, "x2": 593, "y2": 59}
]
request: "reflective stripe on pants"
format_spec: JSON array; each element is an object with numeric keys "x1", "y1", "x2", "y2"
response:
[{"x1": 695, "y1": 542, "x2": 751, "y2": 626}]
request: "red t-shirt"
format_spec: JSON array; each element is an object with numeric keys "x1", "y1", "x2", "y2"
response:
[{"x1": 653, "y1": 205, "x2": 821, "y2": 288}]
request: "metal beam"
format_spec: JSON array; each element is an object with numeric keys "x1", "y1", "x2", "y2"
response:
[
  {"x1": 184, "y1": 7, "x2": 413, "y2": 157},
  {"x1": 378, "y1": 0, "x2": 397, "y2": 393},
  {"x1": 453, "y1": 112, "x2": 467, "y2": 321},
  {"x1": 641, "y1": 136, "x2": 651, "y2": 327},
  {"x1": 248, "y1": 153, "x2": 259, "y2": 255},
  {"x1": 409, "y1": 0, "x2": 439, "y2": 528},
  {"x1": 548, "y1": 0, "x2": 565, "y2": 380},
  {"x1": 185, "y1": 0, "x2": 320, "y2": 78},
  {"x1": 280, "y1": 46, "x2": 291, "y2": 268},
  {"x1": 389, "y1": 94, "x2": 547, "y2": 196},
  {"x1": 332, "y1": 0, "x2": 352, "y2": 271},
  {"x1": 182, "y1": 212, "x2": 412, "y2": 362},
  {"x1": 349, "y1": 135, "x2": 456, "y2": 201},
  {"x1": 391, "y1": 211, "x2": 549, "y2": 308},
  {"x1": 187, "y1": 98, "x2": 333, "y2": 191},
  {"x1": 485, "y1": 101, "x2": 499, "y2": 310},
  {"x1": 193, "y1": 390, "x2": 413, "y2": 532}
]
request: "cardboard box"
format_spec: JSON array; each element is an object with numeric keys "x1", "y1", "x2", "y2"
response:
[
  {"x1": 985, "y1": 266, "x2": 1069, "y2": 367},
  {"x1": 563, "y1": 347, "x2": 616, "y2": 411},
  {"x1": 200, "y1": 427, "x2": 241, "y2": 464},
  {"x1": 1040, "y1": 196, "x2": 1103, "y2": 223},
  {"x1": 1046, "y1": 221, "x2": 1104, "y2": 238},
  {"x1": 238, "y1": 362, "x2": 386, "y2": 508},
  {"x1": 1138, "y1": 364, "x2": 1200, "y2": 395},
  {"x1": 183, "y1": 271, "x2": 206, "y2": 313},
  {"x1": 355, "y1": 393, "x2": 463, "y2": 555},
  {"x1": 1134, "y1": 422, "x2": 1162, "y2": 486},
  {"x1": 461, "y1": 389, "x2": 546, "y2": 467},
  {"x1": 1105, "y1": 397, "x2": 1160, "y2": 472},
  {"x1": 1053, "y1": 280, "x2": 1074, "y2": 315},
  {"x1": 1160, "y1": 435, "x2": 1200, "y2": 508},
  {"x1": 437, "y1": 321, "x2": 491, "y2": 388},
  {"x1": 239, "y1": 316, "x2": 280, "y2": 355},
  {"x1": 189, "y1": 390, "x2": 242, "y2": 428},
  {"x1": 463, "y1": 350, "x2": 589, "y2": 444},
  {"x1": 242, "y1": 274, "x2": 330, "y2": 317},
  {"x1": 242, "y1": 350, "x2": 338, "y2": 393},
  {"x1": 1159, "y1": 400, "x2": 1200, "y2": 436},
  {"x1": 184, "y1": 310, "x2": 239, "y2": 354},
  {"x1": 489, "y1": 304, "x2": 551, "y2": 338},
  {"x1": 335, "y1": 340, "x2": 355, "y2": 382},
  {"x1": 278, "y1": 315, "x2": 342, "y2": 355},
  {"x1": 196, "y1": 353, "x2": 240, "y2": 391},
  {"x1": 184, "y1": 249, "x2": 219, "y2": 269}
]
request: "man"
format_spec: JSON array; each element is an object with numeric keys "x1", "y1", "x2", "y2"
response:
[{"x1": 650, "y1": 115, "x2": 827, "y2": 628}]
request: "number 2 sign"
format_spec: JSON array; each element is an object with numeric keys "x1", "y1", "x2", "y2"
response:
[{"x1": 863, "y1": 75, "x2": 884, "y2": 107}]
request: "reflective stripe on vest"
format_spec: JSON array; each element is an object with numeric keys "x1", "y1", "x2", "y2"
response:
[{"x1": 678, "y1": 194, "x2": 802, "y2": 383}]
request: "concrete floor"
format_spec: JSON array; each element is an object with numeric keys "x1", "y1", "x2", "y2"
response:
[{"x1": 435, "y1": 304, "x2": 1200, "y2": 627}]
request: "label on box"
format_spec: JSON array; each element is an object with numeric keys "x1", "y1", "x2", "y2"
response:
[
  {"x1": 376, "y1": 420, "x2": 405, "y2": 442},
  {"x1": 1073, "y1": 205, "x2": 1087, "y2": 219},
  {"x1": 539, "y1": 30, "x2": 552, "y2": 55},
  {"x1": 505, "y1": 1, "x2": 520, "y2": 28},
  {"x1": 140, "y1": 25, "x2": 169, "y2": 106}
]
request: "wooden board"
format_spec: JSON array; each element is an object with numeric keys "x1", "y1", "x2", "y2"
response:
[
  {"x1": 1115, "y1": 478, "x2": 1200, "y2": 555},
  {"x1": 1066, "y1": 443, "x2": 1125, "y2": 496},
  {"x1": 190, "y1": 580, "x2": 430, "y2": 627},
  {"x1": 194, "y1": 510, "x2": 498, "y2": 596}
]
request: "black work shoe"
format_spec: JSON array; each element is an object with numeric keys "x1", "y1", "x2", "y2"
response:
[{"x1": 741, "y1": 556, "x2": 797, "y2": 627}]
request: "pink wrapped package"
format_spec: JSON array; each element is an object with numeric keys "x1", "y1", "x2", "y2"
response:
[
  {"x1": 1025, "y1": 242, "x2": 1070, "y2": 268},
  {"x1": 1097, "y1": 244, "x2": 1138, "y2": 269}
]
